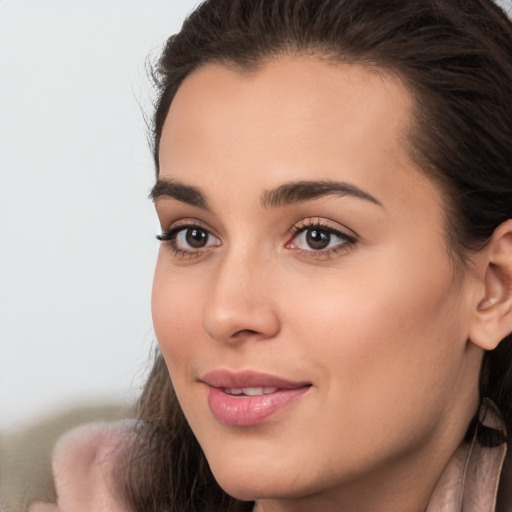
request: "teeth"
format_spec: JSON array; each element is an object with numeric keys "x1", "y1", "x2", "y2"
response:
[
  {"x1": 224, "y1": 387, "x2": 278, "y2": 396},
  {"x1": 243, "y1": 387, "x2": 264, "y2": 396}
]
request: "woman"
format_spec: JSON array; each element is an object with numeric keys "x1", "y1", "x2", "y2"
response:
[{"x1": 31, "y1": 0, "x2": 512, "y2": 511}]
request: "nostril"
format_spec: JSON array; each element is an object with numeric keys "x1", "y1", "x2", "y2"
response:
[{"x1": 232, "y1": 329, "x2": 260, "y2": 338}]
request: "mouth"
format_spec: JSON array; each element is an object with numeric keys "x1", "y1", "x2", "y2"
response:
[{"x1": 201, "y1": 370, "x2": 312, "y2": 427}]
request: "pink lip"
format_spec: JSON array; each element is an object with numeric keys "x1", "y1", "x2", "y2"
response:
[{"x1": 202, "y1": 370, "x2": 311, "y2": 427}]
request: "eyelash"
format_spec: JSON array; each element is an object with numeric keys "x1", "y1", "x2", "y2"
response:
[
  {"x1": 156, "y1": 221, "x2": 217, "y2": 259},
  {"x1": 157, "y1": 219, "x2": 357, "y2": 260},
  {"x1": 287, "y1": 219, "x2": 357, "y2": 259}
]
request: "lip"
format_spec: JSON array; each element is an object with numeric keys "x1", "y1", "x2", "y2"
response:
[
  {"x1": 202, "y1": 370, "x2": 311, "y2": 427},
  {"x1": 202, "y1": 369, "x2": 310, "y2": 389}
]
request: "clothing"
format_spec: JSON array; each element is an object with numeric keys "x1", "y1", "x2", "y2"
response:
[{"x1": 427, "y1": 399, "x2": 510, "y2": 512}]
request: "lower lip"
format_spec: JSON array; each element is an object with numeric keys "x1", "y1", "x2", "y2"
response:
[{"x1": 206, "y1": 386, "x2": 310, "y2": 426}]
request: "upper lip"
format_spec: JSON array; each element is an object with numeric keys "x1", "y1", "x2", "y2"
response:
[{"x1": 201, "y1": 369, "x2": 311, "y2": 389}]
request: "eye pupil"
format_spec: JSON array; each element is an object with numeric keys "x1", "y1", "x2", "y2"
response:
[
  {"x1": 186, "y1": 228, "x2": 208, "y2": 248},
  {"x1": 306, "y1": 229, "x2": 330, "y2": 249}
]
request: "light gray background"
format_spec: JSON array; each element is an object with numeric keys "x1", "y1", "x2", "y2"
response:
[
  {"x1": 1, "y1": 0, "x2": 511, "y2": 430},
  {"x1": 1, "y1": 0, "x2": 200, "y2": 429}
]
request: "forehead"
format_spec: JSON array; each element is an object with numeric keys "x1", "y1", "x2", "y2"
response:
[
  {"x1": 160, "y1": 56, "x2": 414, "y2": 173},
  {"x1": 158, "y1": 55, "x2": 441, "y2": 219}
]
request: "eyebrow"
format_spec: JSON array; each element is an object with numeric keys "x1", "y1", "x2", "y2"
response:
[
  {"x1": 261, "y1": 180, "x2": 382, "y2": 209},
  {"x1": 150, "y1": 178, "x2": 382, "y2": 210},
  {"x1": 150, "y1": 179, "x2": 209, "y2": 209}
]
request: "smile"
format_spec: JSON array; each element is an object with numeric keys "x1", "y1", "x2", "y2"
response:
[{"x1": 202, "y1": 370, "x2": 312, "y2": 427}]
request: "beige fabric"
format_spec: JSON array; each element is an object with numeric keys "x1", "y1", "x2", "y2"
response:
[
  {"x1": 427, "y1": 400, "x2": 508, "y2": 512},
  {"x1": 29, "y1": 421, "x2": 135, "y2": 512}
]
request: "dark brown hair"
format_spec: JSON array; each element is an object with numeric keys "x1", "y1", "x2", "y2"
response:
[{"x1": 122, "y1": 1, "x2": 512, "y2": 511}]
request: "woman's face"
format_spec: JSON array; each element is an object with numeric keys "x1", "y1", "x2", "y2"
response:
[{"x1": 152, "y1": 57, "x2": 482, "y2": 509}]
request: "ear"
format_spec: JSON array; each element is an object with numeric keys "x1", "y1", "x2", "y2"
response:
[{"x1": 469, "y1": 219, "x2": 512, "y2": 351}]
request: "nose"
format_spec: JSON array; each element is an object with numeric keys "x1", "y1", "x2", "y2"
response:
[{"x1": 202, "y1": 250, "x2": 281, "y2": 344}]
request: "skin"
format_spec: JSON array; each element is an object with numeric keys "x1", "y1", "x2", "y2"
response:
[{"x1": 151, "y1": 56, "x2": 498, "y2": 512}]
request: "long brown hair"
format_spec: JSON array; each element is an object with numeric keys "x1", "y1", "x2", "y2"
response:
[{"x1": 122, "y1": 1, "x2": 512, "y2": 511}]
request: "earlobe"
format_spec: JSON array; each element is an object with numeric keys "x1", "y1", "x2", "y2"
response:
[{"x1": 469, "y1": 220, "x2": 512, "y2": 351}]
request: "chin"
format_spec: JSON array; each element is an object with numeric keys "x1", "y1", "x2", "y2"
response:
[
  {"x1": 213, "y1": 475, "x2": 290, "y2": 502},
  {"x1": 207, "y1": 455, "x2": 316, "y2": 503}
]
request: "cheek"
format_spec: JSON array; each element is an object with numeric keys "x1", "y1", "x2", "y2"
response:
[
  {"x1": 151, "y1": 258, "x2": 204, "y2": 370},
  {"x1": 286, "y1": 245, "x2": 467, "y2": 414}
]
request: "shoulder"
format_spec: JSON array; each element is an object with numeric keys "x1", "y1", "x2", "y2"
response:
[{"x1": 40, "y1": 420, "x2": 135, "y2": 512}]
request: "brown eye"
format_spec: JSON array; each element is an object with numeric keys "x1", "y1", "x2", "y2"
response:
[
  {"x1": 288, "y1": 222, "x2": 356, "y2": 255},
  {"x1": 165, "y1": 225, "x2": 220, "y2": 254},
  {"x1": 157, "y1": 223, "x2": 221, "y2": 256},
  {"x1": 305, "y1": 229, "x2": 331, "y2": 250},
  {"x1": 185, "y1": 227, "x2": 209, "y2": 248}
]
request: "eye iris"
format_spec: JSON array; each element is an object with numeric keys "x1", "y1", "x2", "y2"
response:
[
  {"x1": 185, "y1": 228, "x2": 208, "y2": 248},
  {"x1": 306, "y1": 229, "x2": 330, "y2": 249}
]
